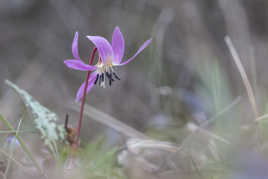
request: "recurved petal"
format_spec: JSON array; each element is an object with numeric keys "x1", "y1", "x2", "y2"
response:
[
  {"x1": 72, "y1": 32, "x2": 81, "y2": 60},
  {"x1": 112, "y1": 26, "x2": 125, "y2": 65},
  {"x1": 119, "y1": 38, "x2": 152, "y2": 66},
  {"x1": 75, "y1": 72, "x2": 97, "y2": 102},
  {"x1": 86, "y1": 36, "x2": 114, "y2": 64},
  {"x1": 64, "y1": 60, "x2": 97, "y2": 71}
]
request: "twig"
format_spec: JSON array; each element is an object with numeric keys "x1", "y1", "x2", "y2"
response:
[{"x1": 126, "y1": 138, "x2": 181, "y2": 154}]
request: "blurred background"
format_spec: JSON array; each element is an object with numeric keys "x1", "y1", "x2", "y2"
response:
[{"x1": 1, "y1": 0, "x2": 268, "y2": 178}]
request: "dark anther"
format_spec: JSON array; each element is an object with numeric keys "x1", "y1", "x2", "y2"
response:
[
  {"x1": 105, "y1": 72, "x2": 111, "y2": 79},
  {"x1": 113, "y1": 72, "x2": 120, "y2": 80},
  {"x1": 105, "y1": 72, "x2": 114, "y2": 81},
  {"x1": 94, "y1": 74, "x2": 99, "y2": 85},
  {"x1": 99, "y1": 73, "x2": 102, "y2": 86},
  {"x1": 109, "y1": 79, "x2": 113, "y2": 86},
  {"x1": 101, "y1": 73, "x2": 104, "y2": 82}
]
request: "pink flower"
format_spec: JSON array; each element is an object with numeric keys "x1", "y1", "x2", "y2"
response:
[{"x1": 64, "y1": 26, "x2": 152, "y2": 102}]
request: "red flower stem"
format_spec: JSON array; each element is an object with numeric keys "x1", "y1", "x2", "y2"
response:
[{"x1": 74, "y1": 47, "x2": 97, "y2": 148}]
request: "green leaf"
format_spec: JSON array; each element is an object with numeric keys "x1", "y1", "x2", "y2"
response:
[{"x1": 5, "y1": 80, "x2": 66, "y2": 156}]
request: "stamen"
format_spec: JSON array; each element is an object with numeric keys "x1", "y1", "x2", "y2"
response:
[
  {"x1": 99, "y1": 73, "x2": 102, "y2": 86},
  {"x1": 113, "y1": 72, "x2": 120, "y2": 80},
  {"x1": 105, "y1": 72, "x2": 114, "y2": 81},
  {"x1": 100, "y1": 73, "x2": 105, "y2": 88},
  {"x1": 103, "y1": 73, "x2": 106, "y2": 88},
  {"x1": 101, "y1": 73, "x2": 104, "y2": 82},
  {"x1": 95, "y1": 66, "x2": 120, "y2": 88},
  {"x1": 109, "y1": 79, "x2": 112, "y2": 86},
  {"x1": 105, "y1": 72, "x2": 110, "y2": 78},
  {"x1": 94, "y1": 74, "x2": 99, "y2": 85}
]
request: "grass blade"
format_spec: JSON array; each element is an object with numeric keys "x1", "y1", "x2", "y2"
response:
[{"x1": 0, "y1": 114, "x2": 43, "y2": 174}]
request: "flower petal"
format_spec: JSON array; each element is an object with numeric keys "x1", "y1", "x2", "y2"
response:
[
  {"x1": 64, "y1": 60, "x2": 97, "y2": 71},
  {"x1": 86, "y1": 36, "x2": 114, "y2": 64},
  {"x1": 112, "y1": 26, "x2": 125, "y2": 64},
  {"x1": 75, "y1": 72, "x2": 97, "y2": 102},
  {"x1": 119, "y1": 38, "x2": 152, "y2": 66},
  {"x1": 72, "y1": 32, "x2": 81, "y2": 60}
]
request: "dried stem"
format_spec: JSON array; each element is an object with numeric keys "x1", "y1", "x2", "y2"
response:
[
  {"x1": 74, "y1": 47, "x2": 97, "y2": 148},
  {"x1": 225, "y1": 36, "x2": 261, "y2": 150},
  {"x1": 224, "y1": 36, "x2": 259, "y2": 120},
  {"x1": 70, "y1": 103, "x2": 149, "y2": 139}
]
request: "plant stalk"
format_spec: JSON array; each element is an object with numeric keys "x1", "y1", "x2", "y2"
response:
[{"x1": 74, "y1": 47, "x2": 97, "y2": 148}]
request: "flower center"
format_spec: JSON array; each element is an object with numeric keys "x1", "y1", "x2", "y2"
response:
[{"x1": 94, "y1": 63, "x2": 120, "y2": 88}]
